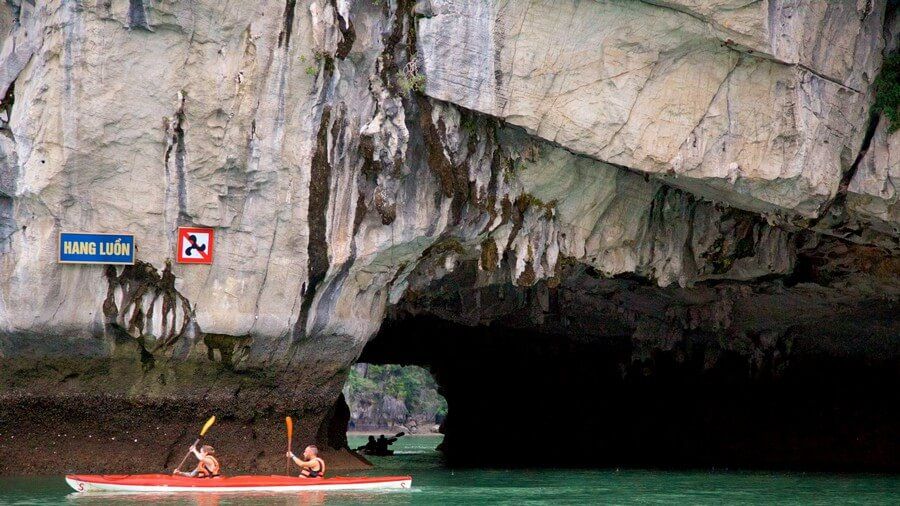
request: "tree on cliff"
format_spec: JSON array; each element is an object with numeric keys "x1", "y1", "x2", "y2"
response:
[{"x1": 345, "y1": 363, "x2": 447, "y2": 432}]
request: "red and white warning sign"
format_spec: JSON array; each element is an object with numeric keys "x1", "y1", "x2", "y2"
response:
[{"x1": 176, "y1": 227, "x2": 215, "y2": 264}]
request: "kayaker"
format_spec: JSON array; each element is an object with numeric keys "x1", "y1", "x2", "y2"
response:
[
  {"x1": 356, "y1": 435, "x2": 377, "y2": 453},
  {"x1": 375, "y1": 434, "x2": 397, "y2": 453},
  {"x1": 173, "y1": 444, "x2": 220, "y2": 478},
  {"x1": 286, "y1": 445, "x2": 326, "y2": 478}
]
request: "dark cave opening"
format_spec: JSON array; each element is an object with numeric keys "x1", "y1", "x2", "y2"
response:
[{"x1": 357, "y1": 314, "x2": 899, "y2": 471}]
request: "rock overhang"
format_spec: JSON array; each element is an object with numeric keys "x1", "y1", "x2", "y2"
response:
[{"x1": 418, "y1": 0, "x2": 884, "y2": 219}]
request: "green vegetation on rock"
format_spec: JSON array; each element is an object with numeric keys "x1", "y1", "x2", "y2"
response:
[
  {"x1": 346, "y1": 363, "x2": 447, "y2": 431},
  {"x1": 397, "y1": 59, "x2": 426, "y2": 94},
  {"x1": 873, "y1": 53, "x2": 900, "y2": 132}
]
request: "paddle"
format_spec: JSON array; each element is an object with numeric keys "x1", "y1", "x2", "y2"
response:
[
  {"x1": 174, "y1": 416, "x2": 216, "y2": 474},
  {"x1": 285, "y1": 416, "x2": 293, "y2": 476}
]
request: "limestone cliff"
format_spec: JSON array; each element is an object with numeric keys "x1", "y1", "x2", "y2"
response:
[{"x1": 0, "y1": 0, "x2": 897, "y2": 473}]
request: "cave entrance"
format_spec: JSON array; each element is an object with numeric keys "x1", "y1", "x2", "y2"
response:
[
  {"x1": 354, "y1": 314, "x2": 899, "y2": 471},
  {"x1": 356, "y1": 315, "x2": 626, "y2": 467},
  {"x1": 344, "y1": 362, "x2": 447, "y2": 437}
]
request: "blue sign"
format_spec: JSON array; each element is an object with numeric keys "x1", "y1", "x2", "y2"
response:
[{"x1": 58, "y1": 232, "x2": 135, "y2": 265}]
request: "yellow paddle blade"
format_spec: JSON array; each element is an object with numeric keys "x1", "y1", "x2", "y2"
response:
[
  {"x1": 286, "y1": 416, "x2": 293, "y2": 438},
  {"x1": 200, "y1": 415, "x2": 216, "y2": 436}
]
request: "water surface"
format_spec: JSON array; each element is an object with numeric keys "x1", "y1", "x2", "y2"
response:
[{"x1": 1, "y1": 435, "x2": 898, "y2": 504}]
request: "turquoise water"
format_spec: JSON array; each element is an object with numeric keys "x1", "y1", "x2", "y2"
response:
[{"x1": 1, "y1": 435, "x2": 898, "y2": 504}]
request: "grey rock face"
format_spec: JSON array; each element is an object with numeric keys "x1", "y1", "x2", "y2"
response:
[
  {"x1": 848, "y1": 118, "x2": 900, "y2": 238},
  {"x1": 0, "y1": 0, "x2": 898, "y2": 473},
  {"x1": 419, "y1": 0, "x2": 882, "y2": 217}
]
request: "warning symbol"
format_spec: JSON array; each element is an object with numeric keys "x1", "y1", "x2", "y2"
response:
[{"x1": 176, "y1": 227, "x2": 214, "y2": 264}]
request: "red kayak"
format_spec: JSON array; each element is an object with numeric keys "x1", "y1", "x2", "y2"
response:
[{"x1": 65, "y1": 474, "x2": 412, "y2": 493}]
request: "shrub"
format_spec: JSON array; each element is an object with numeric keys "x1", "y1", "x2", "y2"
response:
[
  {"x1": 397, "y1": 59, "x2": 426, "y2": 94},
  {"x1": 873, "y1": 53, "x2": 900, "y2": 132}
]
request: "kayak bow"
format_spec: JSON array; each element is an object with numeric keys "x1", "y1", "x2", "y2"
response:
[{"x1": 65, "y1": 474, "x2": 412, "y2": 493}]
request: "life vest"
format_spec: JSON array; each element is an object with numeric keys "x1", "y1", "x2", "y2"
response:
[
  {"x1": 196, "y1": 455, "x2": 220, "y2": 478},
  {"x1": 301, "y1": 457, "x2": 325, "y2": 478}
]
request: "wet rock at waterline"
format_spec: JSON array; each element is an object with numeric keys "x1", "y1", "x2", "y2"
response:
[{"x1": 1, "y1": 1, "x2": 898, "y2": 473}]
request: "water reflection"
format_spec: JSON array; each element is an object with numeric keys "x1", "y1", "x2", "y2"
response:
[{"x1": 66, "y1": 491, "x2": 327, "y2": 505}]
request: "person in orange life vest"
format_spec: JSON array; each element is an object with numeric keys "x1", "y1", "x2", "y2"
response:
[
  {"x1": 173, "y1": 444, "x2": 220, "y2": 478},
  {"x1": 286, "y1": 445, "x2": 326, "y2": 478}
]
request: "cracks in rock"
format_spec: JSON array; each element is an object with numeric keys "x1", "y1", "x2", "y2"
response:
[
  {"x1": 331, "y1": 0, "x2": 356, "y2": 59},
  {"x1": 809, "y1": 113, "x2": 883, "y2": 233},
  {"x1": 604, "y1": 58, "x2": 662, "y2": 152},
  {"x1": 0, "y1": 76, "x2": 16, "y2": 253},
  {"x1": 673, "y1": 52, "x2": 740, "y2": 169},
  {"x1": 794, "y1": 62, "x2": 861, "y2": 94},
  {"x1": 355, "y1": 134, "x2": 378, "y2": 227},
  {"x1": 500, "y1": 0, "x2": 534, "y2": 116},
  {"x1": 278, "y1": 0, "x2": 298, "y2": 49},
  {"x1": 127, "y1": 0, "x2": 151, "y2": 31},
  {"x1": 250, "y1": 212, "x2": 281, "y2": 335},
  {"x1": 293, "y1": 106, "x2": 333, "y2": 342},
  {"x1": 636, "y1": 0, "x2": 861, "y2": 93},
  {"x1": 0, "y1": 80, "x2": 13, "y2": 131},
  {"x1": 636, "y1": 0, "x2": 751, "y2": 42},
  {"x1": 164, "y1": 92, "x2": 189, "y2": 246}
]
